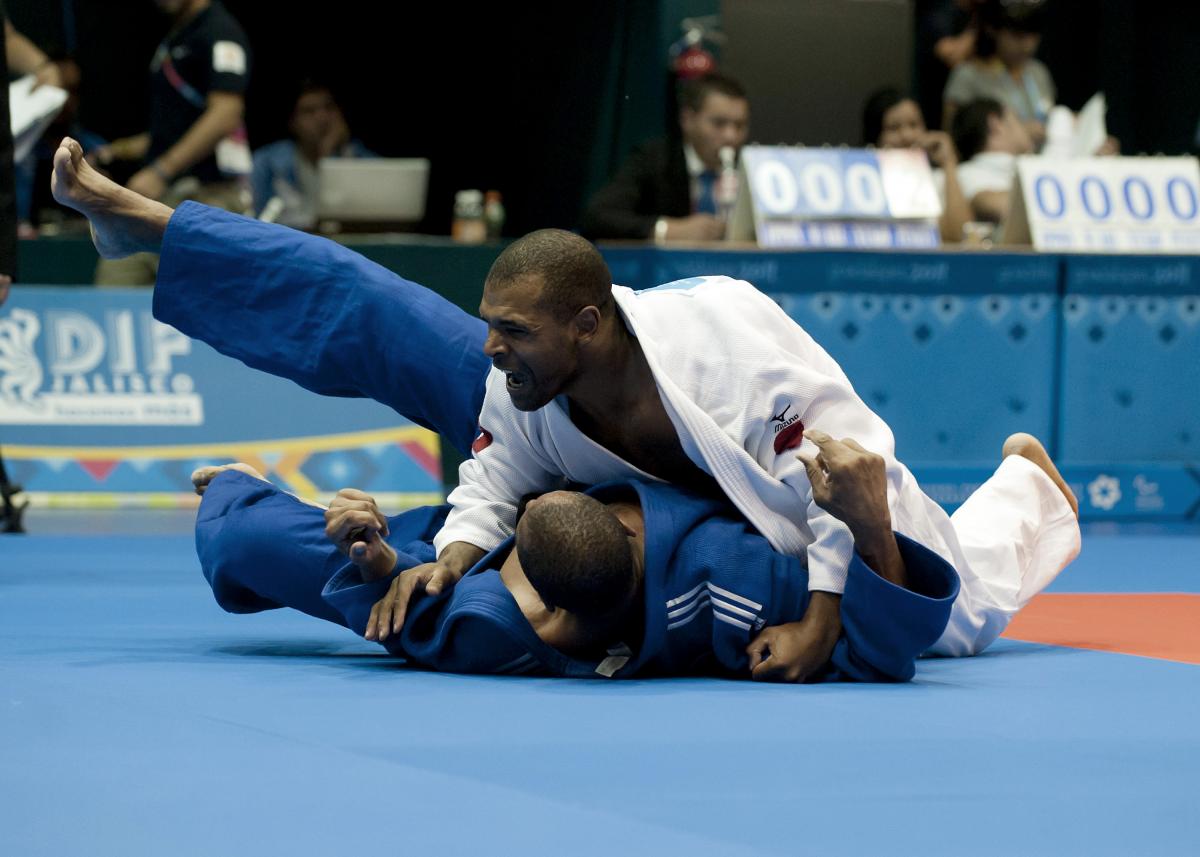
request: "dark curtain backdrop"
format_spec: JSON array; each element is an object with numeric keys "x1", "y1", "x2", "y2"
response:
[
  {"x1": 5, "y1": 0, "x2": 1197, "y2": 237},
  {"x1": 5, "y1": 0, "x2": 670, "y2": 236}
]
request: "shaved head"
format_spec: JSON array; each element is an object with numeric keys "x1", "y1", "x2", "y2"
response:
[
  {"x1": 486, "y1": 229, "x2": 613, "y2": 320},
  {"x1": 516, "y1": 492, "x2": 635, "y2": 619}
]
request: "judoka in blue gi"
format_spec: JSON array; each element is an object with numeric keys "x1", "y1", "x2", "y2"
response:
[
  {"x1": 194, "y1": 462, "x2": 959, "y2": 681},
  {"x1": 49, "y1": 137, "x2": 1081, "y2": 682}
]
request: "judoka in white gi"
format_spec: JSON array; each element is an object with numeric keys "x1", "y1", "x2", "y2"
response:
[{"x1": 49, "y1": 136, "x2": 1081, "y2": 682}]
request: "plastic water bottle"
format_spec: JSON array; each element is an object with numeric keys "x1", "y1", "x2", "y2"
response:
[
  {"x1": 483, "y1": 190, "x2": 506, "y2": 240},
  {"x1": 452, "y1": 189, "x2": 486, "y2": 244},
  {"x1": 717, "y1": 146, "x2": 739, "y2": 226}
]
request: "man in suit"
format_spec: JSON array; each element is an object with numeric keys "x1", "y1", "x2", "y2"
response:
[{"x1": 580, "y1": 73, "x2": 750, "y2": 242}]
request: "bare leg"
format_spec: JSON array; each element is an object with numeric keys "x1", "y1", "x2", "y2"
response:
[
  {"x1": 1002, "y1": 432, "x2": 1079, "y2": 518},
  {"x1": 50, "y1": 137, "x2": 172, "y2": 258}
]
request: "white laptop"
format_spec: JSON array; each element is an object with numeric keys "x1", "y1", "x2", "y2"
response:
[{"x1": 316, "y1": 158, "x2": 430, "y2": 223}]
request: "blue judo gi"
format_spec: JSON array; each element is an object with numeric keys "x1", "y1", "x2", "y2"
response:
[
  {"x1": 164, "y1": 202, "x2": 957, "y2": 682},
  {"x1": 198, "y1": 470, "x2": 957, "y2": 682}
]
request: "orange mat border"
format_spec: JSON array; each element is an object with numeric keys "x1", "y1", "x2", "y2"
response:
[{"x1": 1002, "y1": 593, "x2": 1200, "y2": 665}]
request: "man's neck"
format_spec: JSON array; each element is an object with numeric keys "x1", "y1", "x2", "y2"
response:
[{"x1": 565, "y1": 320, "x2": 655, "y2": 428}]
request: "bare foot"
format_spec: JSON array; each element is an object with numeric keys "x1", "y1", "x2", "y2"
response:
[
  {"x1": 191, "y1": 462, "x2": 268, "y2": 496},
  {"x1": 1002, "y1": 433, "x2": 1079, "y2": 517},
  {"x1": 50, "y1": 137, "x2": 173, "y2": 259}
]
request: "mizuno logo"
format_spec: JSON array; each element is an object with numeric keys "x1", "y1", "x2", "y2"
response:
[{"x1": 771, "y1": 403, "x2": 800, "y2": 435}]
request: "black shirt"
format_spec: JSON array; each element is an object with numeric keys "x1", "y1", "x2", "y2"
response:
[{"x1": 147, "y1": 1, "x2": 250, "y2": 184}]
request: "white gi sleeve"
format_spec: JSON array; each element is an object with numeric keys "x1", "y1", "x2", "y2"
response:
[
  {"x1": 730, "y1": 283, "x2": 902, "y2": 595},
  {"x1": 774, "y1": 387, "x2": 900, "y2": 594},
  {"x1": 432, "y1": 376, "x2": 563, "y2": 558}
]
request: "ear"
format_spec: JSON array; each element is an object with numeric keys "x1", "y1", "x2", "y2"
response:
[{"x1": 572, "y1": 305, "x2": 602, "y2": 342}]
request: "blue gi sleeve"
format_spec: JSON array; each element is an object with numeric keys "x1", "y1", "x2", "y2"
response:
[
  {"x1": 323, "y1": 566, "x2": 538, "y2": 675},
  {"x1": 196, "y1": 470, "x2": 443, "y2": 627},
  {"x1": 153, "y1": 202, "x2": 490, "y2": 456},
  {"x1": 822, "y1": 533, "x2": 960, "y2": 683}
]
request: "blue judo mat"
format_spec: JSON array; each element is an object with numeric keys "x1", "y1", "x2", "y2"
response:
[{"x1": 2, "y1": 525, "x2": 1198, "y2": 856}]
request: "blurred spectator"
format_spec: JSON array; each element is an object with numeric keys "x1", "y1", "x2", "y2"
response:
[
  {"x1": 5, "y1": 12, "x2": 85, "y2": 234},
  {"x1": 0, "y1": 6, "x2": 18, "y2": 280},
  {"x1": 251, "y1": 80, "x2": 374, "y2": 228},
  {"x1": 915, "y1": 0, "x2": 982, "y2": 130},
  {"x1": 4, "y1": 16, "x2": 77, "y2": 92},
  {"x1": 580, "y1": 73, "x2": 749, "y2": 242},
  {"x1": 951, "y1": 97, "x2": 1034, "y2": 223},
  {"x1": 942, "y1": 0, "x2": 1053, "y2": 149},
  {"x1": 93, "y1": 0, "x2": 251, "y2": 285},
  {"x1": 862, "y1": 88, "x2": 971, "y2": 242},
  {"x1": 1, "y1": 1, "x2": 27, "y2": 533}
]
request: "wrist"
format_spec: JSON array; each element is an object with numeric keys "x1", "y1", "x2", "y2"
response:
[
  {"x1": 850, "y1": 525, "x2": 892, "y2": 553},
  {"x1": 437, "y1": 541, "x2": 485, "y2": 576},
  {"x1": 367, "y1": 543, "x2": 399, "y2": 580},
  {"x1": 806, "y1": 590, "x2": 843, "y2": 625},
  {"x1": 150, "y1": 161, "x2": 174, "y2": 184}
]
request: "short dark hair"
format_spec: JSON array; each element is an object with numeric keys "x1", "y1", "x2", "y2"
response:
[
  {"x1": 861, "y1": 87, "x2": 907, "y2": 147},
  {"x1": 485, "y1": 229, "x2": 613, "y2": 320},
  {"x1": 976, "y1": 0, "x2": 1047, "y2": 58},
  {"x1": 679, "y1": 73, "x2": 748, "y2": 113},
  {"x1": 292, "y1": 77, "x2": 337, "y2": 109},
  {"x1": 952, "y1": 97, "x2": 1005, "y2": 162},
  {"x1": 516, "y1": 493, "x2": 635, "y2": 619}
]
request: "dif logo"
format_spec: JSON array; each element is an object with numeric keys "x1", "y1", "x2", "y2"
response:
[{"x1": 0, "y1": 307, "x2": 202, "y2": 426}]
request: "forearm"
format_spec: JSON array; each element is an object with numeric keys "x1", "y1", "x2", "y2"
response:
[
  {"x1": 938, "y1": 163, "x2": 971, "y2": 242},
  {"x1": 110, "y1": 134, "x2": 152, "y2": 162},
  {"x1": 800, "y1": 590, "x2": 843, "y2": 649},
  {"x1": 849, "y1": 523, "x2": 908, "y2": 589},
  {"x1": 5, "y1": 25, "x2": 50, "y2": 75},
  {"x1": 153, "y1": 100, "x2": 243, "y2": 180},
  {"x1": 435, "y1": 541, "x2": 487, "y2": 576}
]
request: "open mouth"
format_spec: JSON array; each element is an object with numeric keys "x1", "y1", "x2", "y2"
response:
[{"x1": 505, "y1": 371, "x2": 528, "y2": 391}]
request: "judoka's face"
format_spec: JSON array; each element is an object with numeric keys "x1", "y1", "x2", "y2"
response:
[{"x1": 480, "y1": 275, "x2": 585, "y2": 411}]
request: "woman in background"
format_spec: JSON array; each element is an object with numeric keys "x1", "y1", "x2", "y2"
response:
[
  {"x1": 941, "y1": 0, "x2": 1053, "y2": 148},
  {"x1": 863, "y1": 88, "x2": 970, "y2": 243}
]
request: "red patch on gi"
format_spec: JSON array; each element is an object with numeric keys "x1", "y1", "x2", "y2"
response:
[
  {"x1": 471, "y1": 428, "x2": 493, "y2": 454},
  {"x1": 773, "y1": 420, "x2": 805, "y2": 455}
]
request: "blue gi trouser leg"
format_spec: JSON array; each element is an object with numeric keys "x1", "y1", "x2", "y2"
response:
[
  {"x1": 196, "y1": 471, "x2": 444, "y2": 624},
  {"x1": 154, "y1": 202, "x2": 491, "y2": 455},
  {"x1": 155, "y1": 204, "x2": 488, "y2": 628}
]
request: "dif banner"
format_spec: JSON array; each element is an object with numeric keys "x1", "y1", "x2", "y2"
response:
[{"x1": 0, "y1": 287, "x2": 442, "y2": 507}]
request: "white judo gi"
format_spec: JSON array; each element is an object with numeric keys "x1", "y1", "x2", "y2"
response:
[{"x1": 435, "y1": 276, "x2": 1080, "y2": 656}]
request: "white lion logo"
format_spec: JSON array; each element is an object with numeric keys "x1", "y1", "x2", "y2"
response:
[{"x1": 0, "y1": 308, "x2": 45, "y2": 404}]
